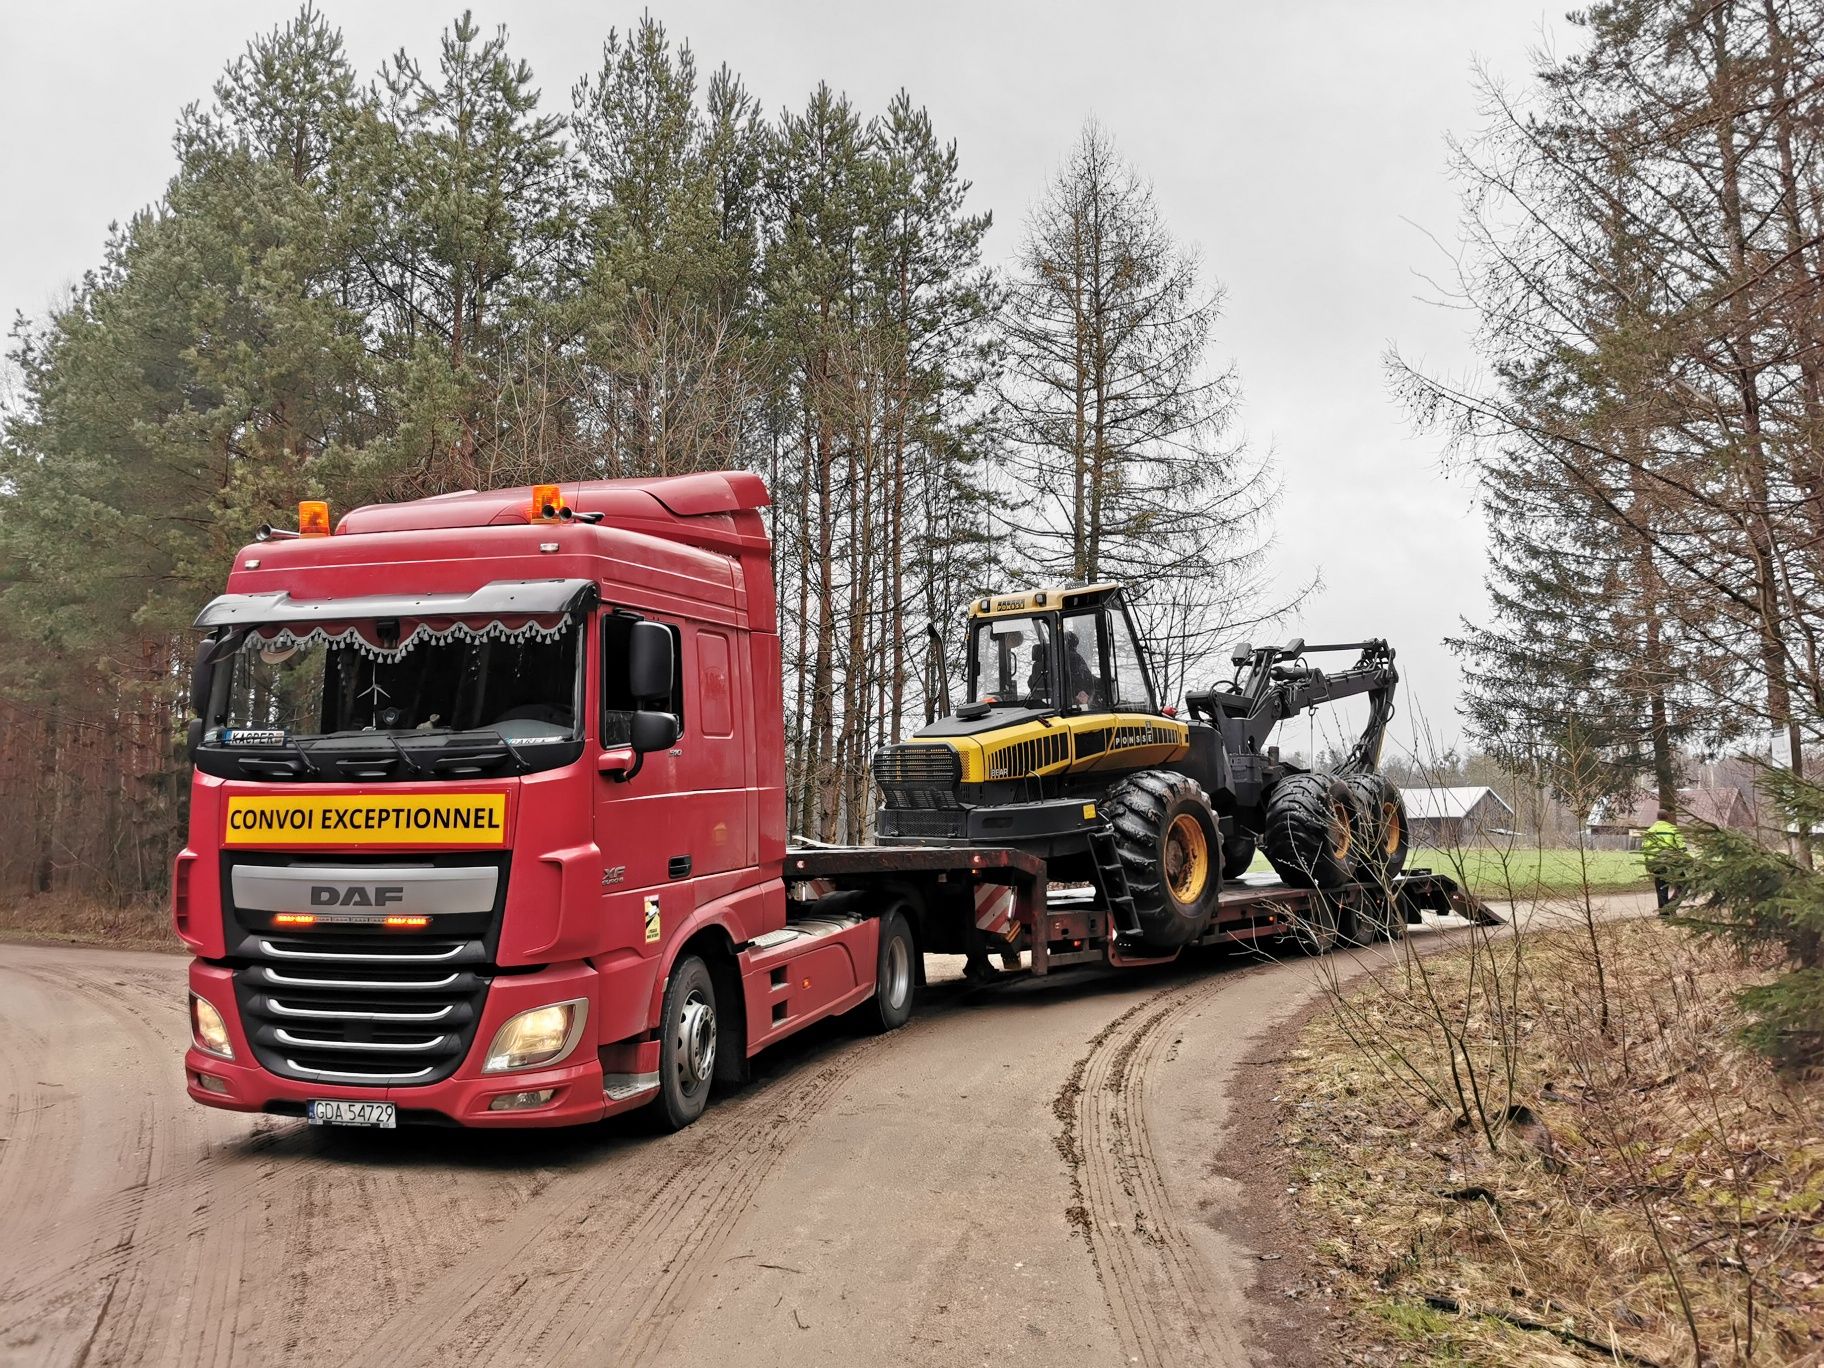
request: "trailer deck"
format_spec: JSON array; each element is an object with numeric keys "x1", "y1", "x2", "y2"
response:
[{"x1": 785, "y1": 844, "x2": 1498, "y2": 978}]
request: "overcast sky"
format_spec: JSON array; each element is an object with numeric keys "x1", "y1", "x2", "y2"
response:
[{"x1": 0, "y1": 1, "x2": 1571, "y2": 754}]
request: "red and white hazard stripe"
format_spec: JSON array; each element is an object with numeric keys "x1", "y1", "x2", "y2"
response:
[{"x1": 973, "y1": 882, "x2": 1018, "y2": 940}]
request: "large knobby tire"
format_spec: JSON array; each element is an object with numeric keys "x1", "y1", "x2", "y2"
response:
[
  {"x1": 652, "y1": 954, "x2": 718, "y2": 1132},
  {"x1": 1262, "y1": 772, "x2": 1359, "y2": 890},
  {"x1": 1102, "y1": 770, "x2": 1222, "y2": 950},
  {"x1": 862, "y1": 906, "x2": 917, "y2": 1033},
  {"x1": 1221, "y1": 833, "x2": 1257, "y2": 882},
  {"x1": 1339, "y1": 772, "x2": 1410, "y2": 885}
]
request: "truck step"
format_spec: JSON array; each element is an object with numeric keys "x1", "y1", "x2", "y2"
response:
[{"x1": 1087, "y1": 828, "x2": 1144, "y2": 938}]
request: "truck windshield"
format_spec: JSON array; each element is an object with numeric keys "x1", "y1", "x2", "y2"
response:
[
  {"x1": 969, "y1": 615, "x2": 1055, "y2": 708},
  {"x1": 215, "y1": 617, "x2": 580, "y2": 743}
]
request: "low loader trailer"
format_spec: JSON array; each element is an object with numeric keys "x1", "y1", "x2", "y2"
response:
[{"x1": 176, "y1": 474, "x2": 1486, "y2": 1133}]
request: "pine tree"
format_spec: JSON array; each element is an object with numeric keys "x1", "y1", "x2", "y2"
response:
[
  {"x1": 567, "y1": 16, "x2": 765, "y2": 477},
  {"x1": 1000, "y1": 120, "x2": 1282, "y2": 703},
  {"x1": 364, "y1": 10, "x2": 572, "y2": 494}
]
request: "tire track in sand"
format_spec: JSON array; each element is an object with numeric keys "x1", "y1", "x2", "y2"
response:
[
  {"x1": 343, "y1": 1020, "x2": 914, "y2": 1368},
  {"x1": 1053, "y1": 974, "x2": 1240, "y2": 1368}
]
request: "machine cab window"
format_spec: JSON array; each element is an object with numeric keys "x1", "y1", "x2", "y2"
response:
[
  {"x1": 960, "y1": 585, "x2": 1161, "y2": 718},
  {"x1": 1059, "y1": 610, "x2": 1106, "y2": 710},
  {"x1": 969, "y1": 615, "x2": 1056, "y2": 708},
  {"x1": 1105, "y1": 606, "x2": 1156, "y2": 712}
]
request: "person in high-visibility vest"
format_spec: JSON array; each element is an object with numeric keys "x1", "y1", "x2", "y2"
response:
[{"x1": 1641, "y1": 808, "x2": 1686, "y2": 911}]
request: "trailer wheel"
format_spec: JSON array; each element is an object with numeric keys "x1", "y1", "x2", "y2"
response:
[
  {"x1": 1340, "y1": 772, "x2": 1409, "y2": 883},
  {"x1": 863, "y1": 906, "x2": 917, "y2": 1032},
  {"x1": 653, "y1": 954, "x2": 718, "y2": 1132},
  {"x1": 1287, "y1": 892, "x2": 1343, "y2": 955},
  {"x1": 1262, "y1": 773, "x2": 1359, "y2": 890},
  {"x1": 1221, "y1": 835, "x2": 1257, "y2": 882},
  {"x1": 1103, "y1": 770, "x2": 1222, "y2": 950},
  {"x1": 1337, "y1": 887, "x2": 1401, "y2": 946}
]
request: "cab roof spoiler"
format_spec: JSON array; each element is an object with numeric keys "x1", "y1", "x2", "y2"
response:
[{"x1": 192, "y1": 577, "x2": 596, "y2": 629}]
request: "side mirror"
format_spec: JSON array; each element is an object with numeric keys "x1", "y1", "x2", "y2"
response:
[
  {"x1": 1229, "y1": 641, "x2": 1253, "y2": 667},
  {"x1": 627, "y1": 620, "x2": 675, "y2": 703},
  {"x1": 186, "y1": 717, "x2": 206, "y2": 755},
  {"x1": 630, "y1": 710, "x2": 681, "y2": 754}
]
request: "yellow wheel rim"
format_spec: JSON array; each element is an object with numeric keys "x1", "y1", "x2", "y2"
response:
[
  {"x1": 1165, "y1": 813, "x2": 1210, "y2": 903},
  {"x1": 1329, "y1": 800, "x2": 1352, "y2": 862},
  {"x1": 1383, "y1": 802, "x2": 1402, "y2": 857}
]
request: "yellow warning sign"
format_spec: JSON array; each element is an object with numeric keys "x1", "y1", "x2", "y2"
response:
[
  {"x1": 224, "y1": 794, "x2": 508, "y2": 847},
  {"x1": 643, "y1": 896, "x2": 662, "y2": 944}
]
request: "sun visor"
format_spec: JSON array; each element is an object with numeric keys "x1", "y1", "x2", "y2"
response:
[{"x1": 193, "y1": 578, "x2": 597, "y2": 630}]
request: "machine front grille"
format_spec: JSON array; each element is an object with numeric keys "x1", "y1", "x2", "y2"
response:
[
  {"x1": 872, "y1": 744, "x2": 962, "y2": 810},
  {"x1": 873, "y1": 744, "x2": 961, "y2": 787},
  {"x1": 232, "y1": 934, "x2": 491, "y2": 1086},
  {"x1": 877, "y1": 807, "x2": 967, "y2": 840}
]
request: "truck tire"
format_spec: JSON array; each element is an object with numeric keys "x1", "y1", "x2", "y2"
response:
[
  {"x1": 1340, "y1": 772, "x2": 1409, "y2": 883},
  {"x1": 1262, "y1": 773, "x2": 1358, "y2": 889},
  {"x1": 1221, "y1": 834, "x2": 1257, "y2": 882},
  {"x1": 653, "y1": 954, "x2": 718, "y2": 1132},
  {"x1": 862, "y1": 906, "x2": 917, "y2": 1032},
  {"x1": 1103, "y1": 770, "x2": 1222, "y2": 950}
]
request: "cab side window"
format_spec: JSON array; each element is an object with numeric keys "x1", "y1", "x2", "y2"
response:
[
  {"x1": 1107, "y1": 610, "x2": 1156, "y2": 712},
  {"x1": 600, "y1": 612, "x2": 685, "y2": 745},
  {"x1": 1060, "y1": 610, "x2": 1107, "y2": 711}
]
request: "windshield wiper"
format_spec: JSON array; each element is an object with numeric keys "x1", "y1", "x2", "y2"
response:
[
  {"x1": 232, "y1": 735, "x2": 324, "y2": 780},
  {"x1": 378, "y1": 731, "x2": 427, "y2": 776},
  {"x1": 474, "y1": 728, "x2": 530, "y2": 772}
]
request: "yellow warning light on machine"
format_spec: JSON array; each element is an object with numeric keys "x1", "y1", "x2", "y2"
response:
[
  {"x1": 298, "y1": 501, "x2": 331, "y2": 537},
  {"x1": 531, "y1": 483, "x2": 564, "y2": 521}
]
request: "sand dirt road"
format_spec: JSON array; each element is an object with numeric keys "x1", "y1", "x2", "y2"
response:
[{"x1": 0, "y1": 892, "x2": 1652, "y2": 1367}]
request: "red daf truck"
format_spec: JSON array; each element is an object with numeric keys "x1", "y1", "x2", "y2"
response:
[{"x1": 176, "y1": 474, "x2": 1478, "y2": 1131}]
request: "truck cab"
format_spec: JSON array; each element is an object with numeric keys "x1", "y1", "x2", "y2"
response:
[{"x1": 177, "y1": 474, "x2": 902, "y2": 1130}]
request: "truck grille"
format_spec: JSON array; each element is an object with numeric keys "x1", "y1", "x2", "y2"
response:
[
  {"x1": 232, "y1": 935, "x2": 490, "y2": 1086},
  {"x1": 872, "y1": 744, "x2": 962, "y2": 809}
]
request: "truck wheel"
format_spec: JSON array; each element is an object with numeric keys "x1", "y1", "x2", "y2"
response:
[
  {"x1": 1262, "y1": 773, "x2": 1358, "y2": 889},
  {"x1": 654, "y1": 955, "x2": 718, "y2": 1132},
  {"x1": 863, "y1": 906, "x2": 917, "y2": 1033},
  {"x1": 1103, "y1": 771, "x2": 1222, "y2": 949},
  {"x1": 1221, "y1": 835, "x2": 1257, "y2": 882},
  {"x1": 1339, "y1": 772, "x2": 1409, "y2": 883}
]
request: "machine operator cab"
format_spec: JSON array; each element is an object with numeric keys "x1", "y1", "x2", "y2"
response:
[
  {"x1": 875, "y1": 581, "x2": 1191, "y2": 836},
  {"x1": 961, "y1": 583, "x2": 1159, "y2": 721}
]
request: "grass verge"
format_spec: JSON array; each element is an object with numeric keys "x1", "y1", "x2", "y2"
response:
[
  {"x1": 1285, "y1": 916, "x2": 1823, "y2": 1366},
  {"x1": 0, "y1": 892, "x2": 179, "y2": 952},
  {"x1": 1246, "y1": 846, "x2": 1651, "y2": 897}
]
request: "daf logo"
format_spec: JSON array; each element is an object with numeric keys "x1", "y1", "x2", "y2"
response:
[{"x1": 310, "y1": 885, "x2": 406, "y2": 907}]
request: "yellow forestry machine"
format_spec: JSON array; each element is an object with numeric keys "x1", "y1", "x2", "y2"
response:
[{"x1": 871, "y1": 583, "x2": 1411, "y2": 952}]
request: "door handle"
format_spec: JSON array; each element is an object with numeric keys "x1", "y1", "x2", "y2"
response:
[{"x1": 668, "y1": 855, "x2": 692, "y2": 880}]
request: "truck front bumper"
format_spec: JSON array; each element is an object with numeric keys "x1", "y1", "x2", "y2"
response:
[{"x1": 184, "y1": 960, "x2": 658, "y2": 1128}]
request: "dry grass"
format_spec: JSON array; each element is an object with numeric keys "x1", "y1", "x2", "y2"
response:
[
  {"x1": 1287, "y1": 917, "x2": 1824, "y2": 1367},
  {"x1": 0, "y1": 892, "x2": 179, "y2": 952}
]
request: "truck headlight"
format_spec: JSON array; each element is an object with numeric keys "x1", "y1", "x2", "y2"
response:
[
  {"x1": 190, "y1": 993, "x2": 235, "y2": 1059},
  {"x1": 483, "y1": 999, "x2": 587, "y2": 1073}
]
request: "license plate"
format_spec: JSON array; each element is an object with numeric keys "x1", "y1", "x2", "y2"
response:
[{"x1": 307, "y1": 1099, "x2": 396, "y2": 1128}]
